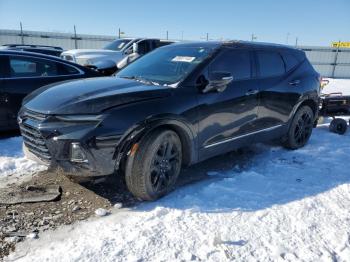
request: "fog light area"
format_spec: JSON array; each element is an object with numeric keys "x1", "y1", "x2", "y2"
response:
[{"x1": 70, "y1": 142, "x2": 88, "y2": 163}]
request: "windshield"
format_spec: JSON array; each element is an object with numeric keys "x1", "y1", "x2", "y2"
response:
[
  {"x1": 116, "y1": 46, "x2": 213, "y2": 86},
  {"x1": 103, "y1": 39, "x2": 132, "y2": 51}
]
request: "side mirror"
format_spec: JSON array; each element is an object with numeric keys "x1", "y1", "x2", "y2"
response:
[
  {"x1": 202, "y1": 71, "x2": 233, "y2": 93},
  {"x1": 132, "y1": 43, "x2": 138, "y2": 54}
]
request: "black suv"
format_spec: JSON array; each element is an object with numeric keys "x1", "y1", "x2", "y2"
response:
[{"x1": 19, "y1": 41, "x2": 320, "y2": 200}]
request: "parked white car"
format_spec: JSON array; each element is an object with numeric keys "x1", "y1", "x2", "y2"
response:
[{"x1": 60, "y1": 38, "x2": 174, "y2": 70}]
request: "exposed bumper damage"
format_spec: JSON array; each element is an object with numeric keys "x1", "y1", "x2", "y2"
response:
[
  {"x1": 18, "y1": 109, "x2": 123, "y2": 177},
  {"x1": 0, "y1": 185, "x2": 62, "y2": 205}
]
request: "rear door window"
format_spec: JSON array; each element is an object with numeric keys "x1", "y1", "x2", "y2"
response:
[
  {"x1": 257, "y1": 51, "x2": 285, "y2": 78},
  {"x1": 137, "y1": 40, "x2": 151, "y2": 55},
  {"x1": 209, "y1": 49, "x2": 252, "y2": 80}
]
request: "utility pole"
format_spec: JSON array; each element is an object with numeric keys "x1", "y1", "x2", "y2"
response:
[
  {"x1": 286, "y1": 32, "x2": 290, "y2": 44},
  {"x1": 206, "y1": 33, "x2": 209, "y2": 41},
  {"x1": 118, "y1": 28, "x2": 121, "y2": 39},
  {"x1": 73, "y1": 25, "x2": 78, "y2": 49},
  {"x1": 166, "y1": 30, "x2": 169, "y2": 40},
  {"x1": 295, "y1": 37, "x2": 298, "y2": 47},
  {"x1": 20, "y1": 22, "x2": 24, "y2": 44}
]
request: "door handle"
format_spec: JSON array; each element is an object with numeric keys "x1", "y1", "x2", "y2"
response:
[
  {"x1": 246, "y1": 89, "x2": 259, "y2": 96},
  {"x1": 289, "y1": 79, "x2": 300, "y2": 86}
]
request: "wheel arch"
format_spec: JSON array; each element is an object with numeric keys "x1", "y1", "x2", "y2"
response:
[
  {"x1": 290, "y1": 97, "x2": 319, "y2": 122},
  {"x1": 114, "y1": 117, "x2": 197, "y2": 172},
  {"x1": 298, "y1": 99, "x2": 318, "y2": 118}
]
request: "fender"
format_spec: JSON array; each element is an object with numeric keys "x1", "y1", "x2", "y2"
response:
[{"x1": 113, "y1": 114, "x2": 198, "y2": 171}]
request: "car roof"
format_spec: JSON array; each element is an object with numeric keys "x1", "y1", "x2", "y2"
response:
[
  {"x1": 169, "y1": 40, "x2": 301, "y2": 52},
  {"x1": 1, "y1": 50, "x2": 67, "y2": 59},
  {"x1": 0, "y1": 50, "x2": 89, "y2": 68},
  {"x1": 2, "y1": 44, "x2": 63, "y2": 50},
  {"x1": 116, "y1": 38, "x2": 175, "y2": 43}
]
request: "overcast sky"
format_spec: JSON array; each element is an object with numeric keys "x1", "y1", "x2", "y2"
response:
[{"x1": 0, "y1": 0, "x2": 349, "y2": 46}]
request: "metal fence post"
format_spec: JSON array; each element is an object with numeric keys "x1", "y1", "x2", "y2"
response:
[{"x1": 332, "y1": 41, "x2": 340, "y2": 78}]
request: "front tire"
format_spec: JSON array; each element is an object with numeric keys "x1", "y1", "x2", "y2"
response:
[
  {"x1": 283, "y1": 106, "x2": 314, "y2": 149},
  {"x1": 125, "y1": 129, "x2": 182, "y2": 201}
]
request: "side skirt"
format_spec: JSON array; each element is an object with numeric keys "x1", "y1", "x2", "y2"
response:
[{"x1": 198, "y1": 124, "x2": 285, "y2": 163}]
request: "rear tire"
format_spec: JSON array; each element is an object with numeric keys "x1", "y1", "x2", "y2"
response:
[
  {"x1": 282, "y1": 106, "x2": 314, "y2": 149},
  {"x1": 125, "y1": 129, "x2": 182, "y2": 201},
  {"x1": 329, "y1": 118, "x2": 347, "y2": 135}
]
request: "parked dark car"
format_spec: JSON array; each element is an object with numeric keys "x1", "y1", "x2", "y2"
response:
[
  {"x1": 0, "y1": 50, "x2": 101, "y2": 131},
  {"x1": 1, "y1": 44, "x2": 64, "y2": 57},
  {"x1": 18, "y1": 41, "x2": 320, "y2": 200}
]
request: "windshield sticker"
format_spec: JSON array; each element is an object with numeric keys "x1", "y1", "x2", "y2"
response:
[{"x1": 171, "y1": 56, "x2": 196, "y2": 63}]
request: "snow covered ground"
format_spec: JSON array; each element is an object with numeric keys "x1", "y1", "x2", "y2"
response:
[
  {"x1": 1, "y1": 79, "x2": 350, "y2": 261},
  {"x1": 0, "y1": 137, "x2": 46, "y2": 189}
]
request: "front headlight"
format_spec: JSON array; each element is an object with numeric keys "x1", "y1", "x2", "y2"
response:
[
  {"x1": 76, "y1": 57, "x2": 92, "y2": 66},
  {"x1": 61, "y1": 54, "x2": 76, "y2": 62}
]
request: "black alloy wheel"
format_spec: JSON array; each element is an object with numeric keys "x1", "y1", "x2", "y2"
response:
[
  {"x1": 125, "y1": 129, "x2": 182, "y2": 200},
  {"x1": 282, "y1": 106, "x2": 314, "y2": 149}
]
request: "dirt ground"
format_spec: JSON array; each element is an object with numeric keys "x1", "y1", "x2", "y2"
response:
[
  {"x1": 0, "y1": 168, "x2": 137, "y2": 259},
  {"x1": 0, "y1": 147, "x2": 255, "y2": 260}
]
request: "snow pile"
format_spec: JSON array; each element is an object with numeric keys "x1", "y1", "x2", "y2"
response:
[
  {"x1": 10, "y1": 125, "x2": 350, "y2": 261},
  {"x1": 0, "y1": 137, "x2": 46, "y2": 188}
]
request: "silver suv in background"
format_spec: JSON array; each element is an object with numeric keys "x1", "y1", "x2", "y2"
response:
[{"x1": 60, "y1": 38, "x2": 174, "y2": 74}]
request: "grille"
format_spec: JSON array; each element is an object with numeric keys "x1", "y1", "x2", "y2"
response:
[{"x1": 19, "y1": 110, "x2": 51, "y2": 163}]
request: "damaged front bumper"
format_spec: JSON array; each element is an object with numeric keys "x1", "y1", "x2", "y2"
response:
[{"x1": 19, "y1": 109, "x2": 123, "y2": 177}]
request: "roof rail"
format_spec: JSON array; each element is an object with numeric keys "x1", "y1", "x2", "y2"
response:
[{"x1": 2, "y1": 44, "x2": 63, "y2": 50}]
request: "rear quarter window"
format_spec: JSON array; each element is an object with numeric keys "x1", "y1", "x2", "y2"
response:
[{"x1": 257, "y1": 51, "x2": 285, "y2": 78}]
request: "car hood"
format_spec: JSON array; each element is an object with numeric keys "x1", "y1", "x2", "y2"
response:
[
  {"x1": 62, "y1": 49, "x2": 124, "y2": 65},
  {"x1": 23, "y1": 77, "x2": 171, "y2": 115},
  {"x1": 62, "y1": 49, "x2": 120, "y2": 56}
]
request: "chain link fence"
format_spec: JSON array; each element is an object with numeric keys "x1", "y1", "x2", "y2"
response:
[{"x1": 1, "y1": 29, "x2": 349, "y2": 78}]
